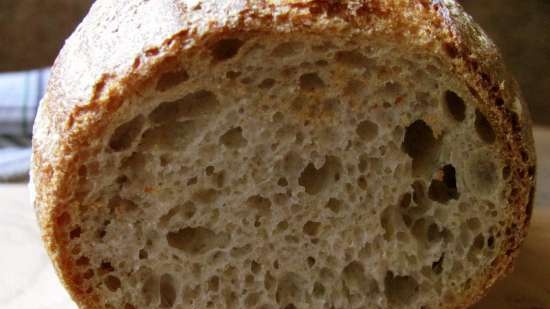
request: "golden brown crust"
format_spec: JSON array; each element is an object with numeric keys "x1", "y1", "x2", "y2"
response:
[{"x1": 31, "y1": 1, "x2": 536, "y2": 308}]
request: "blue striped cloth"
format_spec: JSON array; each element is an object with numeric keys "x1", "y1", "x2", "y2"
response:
[{"x1": 0, "y1": 68, "x2": 50, "y2": 182}]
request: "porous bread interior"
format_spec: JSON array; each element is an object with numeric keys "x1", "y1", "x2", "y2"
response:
[{"x1": 65, "y1": 34, "x2": 511, "y2": 309}]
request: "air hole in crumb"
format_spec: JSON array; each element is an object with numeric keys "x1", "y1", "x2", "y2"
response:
[
  {"x1": 313, "y1": 282, "x2": 325, "y2": 297},
  {"x1": 211, "y1": 38, "x2": 244, "y2": 61},
  {"x1": 192, "y1": 188, "x2": 219, "y2": 204},
  {"x1": 277, "y1": 178, "x2": 288, "y2": 187},
  {"x1": 142, "y1": 274, "x2": 158, "y2": 305},
  {"x1": 384, "y1": 272, "x2": 419, "y2": 305},
  {"x1": 411, "y1": 219, "x2": 427, "y2": 242},
  {"x1": 231, "y1": 244, "x2": 252, "y2": 258},
  {"x1": 381, "y1": 207, "x2": 395, "y2": 240},
  {"x1": 475, "y1": 110, "x2": 496, "y2": 143},
  {"x1": 428, "y1": 164, "x2": 459, "y2": 203},
  {"x1": 357, "y1": 176, "x2": 367, "y2": 190},
  {"x1": 403, "y1": 120, "x2": 441, "y2": 176},
  {"x1": 275, "y1": 221, "x2": 289, "y2": 234},
  {"x1": 160, "y1": 154, "x2": 172, "y2": 167},
  {"x1": 427, "y1": 223, "x2": 442, "y2": 242},
  {"x1": 109, "y1": 115, "x2": 145, "y2": 151},
  {"x1": 299, "y1": 73, "x2": 325, "y2": 91},
  {"x1": 108, "y1": 196, "x2": 138, "y2": 215},
  {"x1": 344, "y1": 79, "x2": 365, "y2": 96},
  {"x1": 159, "y1": 201, "x2": 196, "y2": 227},
  {"x1": 78, "y1": 165, "x2": 87, "y2": 177},
  {"x1": 223, "y1": 290, "x2": 237, "y2": 308},
  {"x1": 382, "y1": 82, "x2": 402, "y2": 97},
  {"x1": 285, "y1": 235, "x2": 299, "y2": 243},
  {"x1": 159, "y1": 274, "x2": 176, "y2": 308},
  {"x1": 474, "y1": 234, "x2": 485, "y2": 249},
  {"x1": 402, "y1": 215, "x2": 413, "y2": 228},
  {"x1": 220, "y1": 127, "x2": 247, "y2": 149},
  {"x1": 303, "y1": 221, "x2": 321, "y2": 236},
  {"x1": 276, "y1": 272, "x2": 305, "y2": 305},
  {"x1": 141, "y1": 120, "x2": 199, "y2": 150},
  {"x1": 70, "y1": 226, "x2": 82, "y2": 239},
  {"x1": 432, "y1": 254, "x2": 445, "y2": 274},
  {"x1": 307, "y1": 257, "x2": 316, "y2": 267},
  {"x1": 208, "y1": 276, "x2": 219, "y2": 292},
  {"x1": 76, "y1": 256, "x2": 89, "y2": 266},
  {"x1": 83, "y1": 269, "x2": 94, "y2": 279},
  {"x1": 299, "y1": 156, "x2": 342, "y2": 195},
  {"x1": 251, "y1": 260, "x2": 261, "y2": 274},
  {"x1": 487, "y1": 236, "x2": 496, "y2": 249},
  {"x1": 467, "y1": 218, "x2": 482, "y2": 231},
  {"x1": 335, "y1": 50, "x2": 372, "y2": 68},
  {"x1": 356, "y1": 120, "x2": 379, "y2": 142},
  {"x1": 272, "y1": 111, "x2": 284, "y2": 123},
  {"x1": 502, "y1": 165, "x2": 512, "y2": 180},
  {"x1": 120, "y1": 151, "x2": 144, "y2": 172},
  {"x1": 326, "y1": 198, "x2": 343, "y2": 213},
  {"x1": 100, "y1": 262, "x2": 115, "y2": 274},
  {"x1": 467, "y1": 152, "x2": 498, "y2": 196},
  {"x1": 264, "y1": 271, "x2": 275, "y2": 291},
  {"x1": 245, "y1": 292, "x2": 261, "y2": 306},
  {"x1": 215, "y1": 171, "x2": 226, "y2": 188},
  {"x1": 149, "y1": 90, "x2": 219, "y2": 123},
  {"x1": 116, "y1": 175, "x2": 128, "y2": 185},
  {"x1": 226, "y1": 71, "x2": 241, "y2": 79},
  {"x1": 247, "y1": 195, "x2": 272, "y2": 214},
  {"x1": 400, "y1": 193, "x2": 412, "y2": 209},
  {"x1": 187, "y1": 177, "x2": 198, "y2": 186},
  {"x1": 240, "y1": 76, "x2": 253, "y2": 84},
  {"x1": 181, "y1": 285, "x2": 200, "y2": 305},
  {"x1": 444, "y1": 90, "x2": 466, "y2": 121},
  {"x1": 343, "y1": 261, "x2": 378, "y2": 297},
  {"x1": 316, "y1": 59, "x2": 328, "y2": 66},
  {"x1": 139, "y1": 249, "x2": 148, "y2": 259},
  {"x1": 358, "y1": 154, "x2": 368, "y2": 173},
  {"x1": 205, "y1": 165, "x2": 215, "y2": 175},
  {"x1": 272, "y1": 41, "x2": 304, "y2": 57},
  {"x1": 258, "y1": 78, "x2": 276, "y2": 89},
  {"x1": 166, "y1": 227, "x2": 228, "y2": 255},
  {"x1": 156, "y1": 69, "x2": 189, "y2": 91},
  {"x1": 282, "y1": 151, "x2": 304, "y2": 174},
  {"x1": 104, "y1": 275, "x2": 121, "y2": 292}
]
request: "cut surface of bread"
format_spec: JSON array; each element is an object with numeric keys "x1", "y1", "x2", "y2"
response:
[{"x1": 31, "y1": 1, "x2": 536, "y2": 309}]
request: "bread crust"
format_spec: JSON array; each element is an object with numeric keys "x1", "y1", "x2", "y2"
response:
[{"x1": 31, "y1": 1, "x2": 536, "y2": 308}]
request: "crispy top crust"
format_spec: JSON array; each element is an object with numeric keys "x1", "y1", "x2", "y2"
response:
[{"x1": 31, "y1": 1, "x2": 536, "y2": 308}]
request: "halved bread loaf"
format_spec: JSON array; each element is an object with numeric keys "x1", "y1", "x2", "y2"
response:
[{"x1": 31, "y1": 1, "x2": 536, "y2": 309}]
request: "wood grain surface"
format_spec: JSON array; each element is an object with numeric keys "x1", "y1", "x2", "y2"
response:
[{"x1": 0, "y1": 127, "x2": 548, "y2": 309}]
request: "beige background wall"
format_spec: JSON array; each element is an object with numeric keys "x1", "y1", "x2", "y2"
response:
[{"x1": 0, "y1": 0, "x2": 548, "y2": 125}]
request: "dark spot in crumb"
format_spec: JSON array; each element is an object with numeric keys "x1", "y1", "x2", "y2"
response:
[
  {"x1": 444, "y1": 90, "x2": 466, "y2": 121},
  {"x1": 211, "y1": 39, "x2": 244, "y2": 61},
  {"x1": 443, "y1": 42, "x2": 459, "y2": 58},
  {"x1": 428, "y1": 164, "x2": 459, "y2": 203},
  {"x1": 475, "y1": 110, "x2": 496, "y2": 144}
]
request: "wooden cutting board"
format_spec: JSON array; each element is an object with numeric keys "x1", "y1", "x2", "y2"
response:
[
  {"x1": 472, "y1": 207, "x2": 550, "y2": 309},
  {"x1": 0, "y1": 127, "x2": 548, "y2": 309}
]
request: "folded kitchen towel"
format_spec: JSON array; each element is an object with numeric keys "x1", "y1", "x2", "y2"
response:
[{"x1": 0, "y1": 68, "x2": 49, "y2": 182}]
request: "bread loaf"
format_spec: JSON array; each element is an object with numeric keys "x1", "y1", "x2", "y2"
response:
[{"x1": 31, "y1": 1, "x2": 536, "y2": 309}]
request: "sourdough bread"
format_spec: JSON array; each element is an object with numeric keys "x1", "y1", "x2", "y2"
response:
[{"x1": 31, "y1": 1, "x2": 536, "y2": 309}]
